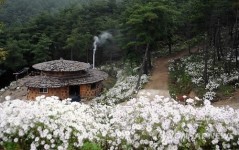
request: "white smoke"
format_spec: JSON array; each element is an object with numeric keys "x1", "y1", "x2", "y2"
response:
[
  {"x1": 92, "y1": 32, "x2": 113, "y2": 69},
  {"x1": 93, "y1": 36, "x2": 99, "y2": 53},
  {"x1": 93, "y1": 32, "x2": 113, "y2": 52},
  {"x1": 98, "y1": 32, "x2": 113, "y2": 45}
]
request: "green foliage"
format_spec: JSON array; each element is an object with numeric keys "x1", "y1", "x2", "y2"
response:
[
  {"x1": 3, "y1": 40, "x2": 27, "y2": 71},
  {"x1": 81, "y1": 141, "x2": 102, "y2": 150},
  {"x1": 0, "y1": 0, "x2": 90, "y2": 26},
  {"x1": 32, "y1": 34, "x2": 52, "y2": 63},
  {"x1": 120, "y1": 1, "x2": 180, "y2": 65},
  {"x1": 0, "y1": 48, "x2": 7, "y2": 62},
  {"x1": 216, "y1": 84, "x2": 235, "y2": 98},
  {"x1": 169, "y1": 70, "x2": 193, "y2": 98},
  {"x1": 3, "y1": 142, "x2": 21, "y2": 150},
  {"x1": 0, "y1": 0, "x2": 121, "y2": 71},
  {"x1": 194, "y1": 86, "x2": 207, "y2": 98}
]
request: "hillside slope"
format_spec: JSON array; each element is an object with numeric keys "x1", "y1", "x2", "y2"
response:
[{"x1": 0, "y1": 0, "x2": 88, "y2": 25}]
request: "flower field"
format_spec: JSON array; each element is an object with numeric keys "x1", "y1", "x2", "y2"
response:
[
  {"x1": 1, "y1": 96, "x2": 239, "y2": 149},
  {"x1": 94, "y1": 65, "x2": 148, "y2": 105},
  {"x1": 1, "y1": 62, "x2": 239, "y2": 150},
  {"x1": 169, "y1": 52, "x2": 239, "y2": 101}
]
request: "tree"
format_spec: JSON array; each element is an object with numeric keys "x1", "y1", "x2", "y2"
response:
[
  {"x1": 121, "y1": 2, "x2": 178, "y2": 73},
  {"x1": 0, "y1": 48, "x2": 7, "y2": 62},
  {"x1": 4, "y1": 40, "x2": 27, "y2": 71},
  {"x1": 32, "y1": 34, "x2": 52, "y2": 63}
]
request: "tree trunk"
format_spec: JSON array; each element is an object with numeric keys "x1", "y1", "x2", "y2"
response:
[
  {"x1": 136, "y1": 43, "x2": 149, "y2": 91},
  {"x1": 168, "y1": 36, "x2": 172, "y2": 55},
  {"x1": 203, "y1": 36, "x2": 208, "y2": 87},
  {"x1": 147, "y1": 48, "x2": 152, "y2": 70},
  {"x1": 213, "y1": 26, "x2": 216, "y2": 46},
  {"x1": 188, "y1": 43, "x2": 191, "y2": 54},
  {"x1": 86, "y1": 47, "x2": 89, "y2": 63},
  {"x1": 216, "y1": 18, "x2": 222, "y2": 61},
  {"x1": 212, "y1": 47, "x2": 216, "y2": 77},
  {"x1": 143, "y1": 60, "x2": 148, "y2": 75},
  {"x1": 235, "y1": 8, "x2": 239, "y2": 69},
  {"x1": 168, "y1": 43, "x2": 172, "y2": 55},
  {"x1": 70, "y1": 48, "x2": 73, "y2": 60},
  {"x1": 236, "y1": 47, "x2": 238, "y2": 69}
]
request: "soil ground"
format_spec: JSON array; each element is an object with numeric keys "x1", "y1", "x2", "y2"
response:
[
  {"x1": 137, "y1": 47, "x2": 199, "y2": 98},
  {"x1": 137, "y1": 47, "x2": 239, "y2": 109},
  {"x1": 0, "y1": 77, "x2": 28, "y2": 103}
]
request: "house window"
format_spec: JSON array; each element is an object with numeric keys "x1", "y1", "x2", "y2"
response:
[
  {"x1": 91, "y1": 83, "x2": 96, "y2": 89},
  {"x1": 39, "y1": 88, "x2": 48, "y2": 93}
]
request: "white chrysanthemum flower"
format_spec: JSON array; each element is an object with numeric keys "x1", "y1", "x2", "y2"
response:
[
  {"x1": 44, "y1": 144, "x2": 50, "y2": 150},
  {"x1": 204, "y1": 100, "x2": 211, "y2": 106},
  {"x1": 186, "y1": 98, "x2": 194, "y2": 104},
  {"x1": 162, "y1": 119, "x2": 171, "y2": 130},
  {"x1": 13, "y1": 138, "x2": 18, "y2": 143},
  {"x1": 5, "y1": 95, "x2": 11, "y2": 101}
]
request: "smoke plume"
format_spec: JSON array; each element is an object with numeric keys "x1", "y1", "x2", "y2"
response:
[
  {"x1": 93, "y1": 32, "x2": 113, "y2": 51},
  {"x1": 92, "y1": 31, "x2": 113, "y2": 69}
]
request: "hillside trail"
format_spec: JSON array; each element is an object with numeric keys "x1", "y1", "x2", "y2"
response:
[
  {"x1": 137, "y1": 46, "x2": 239, "y2": 109},
  {"x1": 137, "y1": 47, "x2": 199, "y2": 99}
]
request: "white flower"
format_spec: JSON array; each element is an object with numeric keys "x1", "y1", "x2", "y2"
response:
[
  {"x1": 13, "y1": 138, "x2": 18, "y2": 143},
  {"x1": 44, "y1": 144, "x2": 50, "y2": 150},
  {"x1": 30, "y1": 143, "x2": 37, "y2": 150},
  {"x1": 173, "y1": 115, "x2": 181, "y2": 123},
  {"x1": 46, "y1": 134, "x2": 52, "y2": 140},
  {"x1": 5, "y1": 96, "x2": 11, "y2": 101},
  {"x1": 162, "y1": 119, "x2": 171, "y2": 130},
  {"x1": 35, "y1": 137, "x2": 40, "y2": 142},
  {"x1": 57, "y1": 146, "x2": 64, "y2": 150},
  {"x1": 1, "y1": 94, "x2": 239, "y2": 149},
  {"x1": 146, "y1": 125, "x2": 152, "y2": 132},
  {"x1": 203, "y1": 100, "x2": 211, "y2": 106}
]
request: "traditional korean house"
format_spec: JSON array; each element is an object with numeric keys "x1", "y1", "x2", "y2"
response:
[{"x1": 25, "y1": 59, "x2": 108, "y2": 100}]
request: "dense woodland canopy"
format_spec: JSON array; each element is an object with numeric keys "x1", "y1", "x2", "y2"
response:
[
  {"x1": 0, "y1": 0, "x2": 98, "y2": 25},
  {"x1": 0, "y1": 0, "x2": 238, "y2": 87}
]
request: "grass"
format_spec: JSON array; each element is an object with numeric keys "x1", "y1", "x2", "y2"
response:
[{"x1": 2, "y1": 142, "x2": 21, "y2": 150}]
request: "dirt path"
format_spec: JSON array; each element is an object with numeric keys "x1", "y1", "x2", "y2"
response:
[
  {"x1": 212, "y1": 90, "x2": 239, "y2": 109},
  {"x1": 137, "y1": 47, "x2": 239, "y2": 109},
  {"x1": 137, "y1": 47, "x2": 199, "y2": 98}
]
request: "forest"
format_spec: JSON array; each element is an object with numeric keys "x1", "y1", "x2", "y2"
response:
[{"x1": 0, "y1": 0, "x2": 238, "y2": 86}]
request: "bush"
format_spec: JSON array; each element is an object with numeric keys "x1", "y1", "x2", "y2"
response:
[{"x1": 169, "y1": 61, "x2": 192, "y2": 98}]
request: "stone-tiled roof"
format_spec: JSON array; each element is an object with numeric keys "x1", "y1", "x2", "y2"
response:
[
  {"x1": 33, "y1": 59, "x2": 90, "y2": 72},
  {"x1": 25, "y1": 69, "x2": 108, "y2": 88}
]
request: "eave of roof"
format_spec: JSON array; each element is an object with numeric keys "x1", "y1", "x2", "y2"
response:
[{"x1": 25, "y1": 69, "x2": 108, "y2": 88}]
